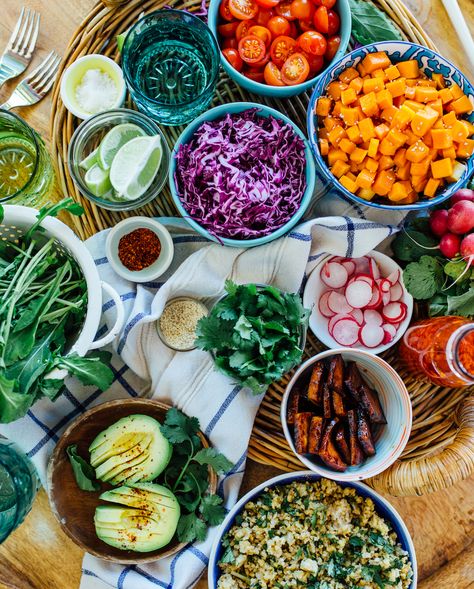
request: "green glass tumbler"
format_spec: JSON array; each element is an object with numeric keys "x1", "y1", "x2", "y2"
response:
[
  {"x1": 122, "y1": 10, "x2": 220, "y2": 126},
  {"x1": 0, "y1": 438, "x2": 39, "y2": 543},
  {"x1": 0, "y1": 109, "x2": 54, "y2": 206}
]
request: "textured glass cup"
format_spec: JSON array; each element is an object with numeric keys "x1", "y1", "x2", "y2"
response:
[
  {"x1": 0, "y1": 438, "x2": 39, "y2": 543},
  {"x1": 122, "y1": 10, "x2": 220, "y2": 126},
  {"x1": 0, "y1": 109, "x2": 54, "y2": 206}
]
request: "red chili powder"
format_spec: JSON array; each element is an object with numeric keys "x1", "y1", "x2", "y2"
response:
[{"x1": 118, "y1": 228, "x2": 161, "y2": 271}]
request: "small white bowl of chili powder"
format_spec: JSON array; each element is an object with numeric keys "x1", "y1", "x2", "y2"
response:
[{"x1": 105, "y1": 217, "x2": 174, "y2": 283}]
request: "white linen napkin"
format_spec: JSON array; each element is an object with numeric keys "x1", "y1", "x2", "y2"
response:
[{"x1": 0, "y1": 193, "x2": 405, "y2": 589}]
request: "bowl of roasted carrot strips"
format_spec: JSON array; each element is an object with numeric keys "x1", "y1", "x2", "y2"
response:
[{"x1": 307, "y1": 41, "x2": 474, "y2": 209}]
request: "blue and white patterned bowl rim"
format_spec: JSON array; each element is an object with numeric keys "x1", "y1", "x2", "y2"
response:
[
  {"x1": 307, "y1": 41, "x2": 474, "y2": 211},
  {"x1": 208, "y1": 471, "x2": 418, "y2": 588}
]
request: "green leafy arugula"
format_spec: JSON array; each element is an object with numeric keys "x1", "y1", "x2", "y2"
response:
[
  {"x1": 66, "y1": 444, "x2": 100, "y2": 491},
  {"x1": 160, "y1": 408, "x2": 233, "y2": 544},
  {"x1": 348, "y1": 0, "x2": 404, "y2": 46},
  {"x1": 195, "y1": 281, "x2": 310, "y2": 394}
]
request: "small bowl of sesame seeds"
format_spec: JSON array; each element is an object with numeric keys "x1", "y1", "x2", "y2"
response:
[
  {"x1": 105, "y1": 216, "x2": 174, "y2": 283},
  {"x1": 157, "y1": 297, "x2": 209, "y2": 352}
]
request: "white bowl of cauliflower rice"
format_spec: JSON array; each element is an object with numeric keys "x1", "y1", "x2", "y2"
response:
[{"x1": 209, "y1": 472, "x2": 417, "y2": 589}]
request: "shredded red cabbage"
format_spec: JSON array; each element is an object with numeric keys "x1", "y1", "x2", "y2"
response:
[{"x1": 174, "y1": 108, "x2": 307, "y2": 240}]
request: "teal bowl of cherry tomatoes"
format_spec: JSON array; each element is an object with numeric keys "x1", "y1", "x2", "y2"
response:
[{"x1": 208, "y1": 0, "x2": 351, "y2": 97}]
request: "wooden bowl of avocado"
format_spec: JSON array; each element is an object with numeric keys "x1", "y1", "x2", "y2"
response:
[{"x1": 47, "y1": 398, "x2": 217, "y2": 564}]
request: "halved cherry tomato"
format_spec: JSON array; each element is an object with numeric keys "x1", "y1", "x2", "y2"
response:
[
  {"x1": 298, "y1": 17, "x2": 315, "y2": 32},
  {"x1": 218, "y1": 21, "x2": 239, "y2": 37},
  {"x1": 248, "y1": 25, "x2": 272, "y2": 47},
  {"x1": 238, "y1": 35, "x2": 267, "y2": 63},
  {"x1": 288, "y1": 20, "x2": 298, "y2": 37},
  {"x1": 325, "y1": 34, "x2": 340, "y2": 61},
  {"x1": 229, "y1": 0, "x2": 258, "y2": 20},
  {"x1": 243, "y1": 69, "x2": 265, "y2": 82},
  {"x1": 313, "y1": 6, "x2": 339, "y2": 34},
  {"x1": 319, "y1": 0, "x2": 336, "y2": 6},
  {"x1": 219, "y1": 0, "x2": 234, "y2": 21},
  {"x1": 326, "y1": 9, "x2": 340, "y2": 34},
  {"x1": 236, "y1": 19, "x2": 256, "y2": 40},
  {"x1": 275, "y1": 0, "x2": 297, "y2": 20},
  {"x1": 281, "y1": 51, "x2": 310, "y2": 85},
  {"x1": 267, "y1": 15, "x2": 291, "y2": 37},
  {"x1": 255, "y1": 0, "x2": 279, "y2": 7},
  {"x1": 290, "y1": 0, "x2": 312, "y2": 20},
  {"x1": 270, "y1": 35, "x2": 297, "y2": 67},
  {"x1": 297, "y1": 30, "x2": 327, "y2": 55},
  {"x1": 222, "y1": 48, "x2": 244, "y2": 71},
  {"x1": 304, "y1": 51, "x2": 324, "y2": 74},
  {"x1": 256, "y1": 7, "x2": 274, "y2": 25},
  {"x1": 222, "y1": 36, "x2": 238, "y2": 49},
  {"x1": 264, "y1": 62, "x2": 285, "y2": 85}
]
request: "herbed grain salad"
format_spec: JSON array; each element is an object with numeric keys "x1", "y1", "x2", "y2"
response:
[{"x1": 217, "y1": 479, "x2": 413, "y2": 589}]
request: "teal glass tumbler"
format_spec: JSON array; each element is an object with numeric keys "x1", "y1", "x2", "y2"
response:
[
  {"x1": 0, "y1": 438, "x2": 39, "y2": 543},
  {"x1": 122, "y1": 10, "x2": 220, "y2": 126}
]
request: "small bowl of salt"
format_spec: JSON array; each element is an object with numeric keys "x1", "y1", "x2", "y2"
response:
[{"x1": 60, "y1": 54, "x2": 126, "y2": 120}]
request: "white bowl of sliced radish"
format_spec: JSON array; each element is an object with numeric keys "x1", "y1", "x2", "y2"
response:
[{"x1": 304, "y1": 252, "x2": 413, "y2": 354}]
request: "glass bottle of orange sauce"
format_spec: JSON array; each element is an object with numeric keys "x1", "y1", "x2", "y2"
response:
[{"x1": 399, "y1": 316, "x2": 474, "y2": 387}]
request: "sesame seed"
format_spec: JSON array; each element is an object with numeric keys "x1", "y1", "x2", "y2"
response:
[{"x1": 158, "y1": 298, "x2": 207, "y2": 351}]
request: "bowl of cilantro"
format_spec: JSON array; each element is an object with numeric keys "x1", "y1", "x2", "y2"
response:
[{"x1": 195, "y1": 281, "x2": 310, "y2": 394}]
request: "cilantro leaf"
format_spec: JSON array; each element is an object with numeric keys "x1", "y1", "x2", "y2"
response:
[
  {"x1": 66, "y1": 445, "x2": 100, "y2": 492},
  {"x1": 193, "y1": 447, "x2": 233, "y2": 474},
  {"x1": 392, "y1": 230, "x2": 438, "y2": 262},
  {"x1": 160, "y1": 407, "x2": 201, "y2": 446},
  {"x1": 447, "y1": 286, "x2": 474, "y2": 317},
  {"x1": 195, "y1": 314, "x2": 234, "y2": 351},
  {"x1": 403, "y1": 256, "x2": 444, "y2": 300},
  {"x1": 177, "y1": 513, "x2": 208, "y2": 543},
  {"x1": 234, "y1": 315, "x2": 253, "y2": 340},
  {"x1": 200, "y1": 494, "x2": 226, "y2": 526}
]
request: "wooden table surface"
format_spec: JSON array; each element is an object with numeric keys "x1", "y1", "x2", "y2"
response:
[{"x1": 0, "y1": 0, "x2": 473, "y2": 588}]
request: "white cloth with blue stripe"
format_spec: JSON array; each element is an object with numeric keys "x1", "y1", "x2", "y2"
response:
[{"x1": 0, "y1": 193, "x2": 405, "y2": 589}]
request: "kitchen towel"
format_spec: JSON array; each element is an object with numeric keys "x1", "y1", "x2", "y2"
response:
[{"x1": 0, "y1": 193, "x2": 406, "y2": 589}]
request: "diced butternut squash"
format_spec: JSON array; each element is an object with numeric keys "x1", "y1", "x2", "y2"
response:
[
  {"x1": 379, "y1": 138, "x2": 398, "y2": 156},
  {"x1": 350, "y1": 147, "x2": 368, "y2": 164},
  {"x1": 431, "y1": 73, "x2": 446, "y2": 89},
  {"x1": 341, "y1": 87, "x2": 358, "y2": 105},
  {"x1": 381, "y1": 106, "x2": 398, "y2": 123},
  {"x1": 366, "y1": 157, "x2": 379, "y2": 172},
  {"x1": 347, "y1": 125, "x2": 362, "y2": 143},
  {"x1": 386, "y1": 128, "x2": 408, "y2": 148},
  {"x1": 442, "y1": 146, "x2": 457, "y2": 159},
  {"x1": 424, "y1": 177, "x2": 440, "y2": 197},
  {"x1": 331, "y1": 160, "x2": 351, "y2": 178},
  {"x1": 319, "y1": 138, "x2": 329, "y2": 156},
  {"x1": 332, "y1": 101, "x2": 342, "y2": 118},
  {"x1": 358, "y1": 187, "x2": 375, "y2": 200},
  {"x1": 427, "y1": 98, "x2": 443, "y2": 116},
  {"x1": 372, "y1": 68, "x2": 388, "y2": 80},
  {"x1": 438, "y1": 87, "x2": 454, "y2": 104},
  {"x1": 396, "y1": 161, "x2": 411, "y2": 180},
  {"x1": 339, "y1": 67, "x2": 360, "y2": 84},
  {"x1": 339, "y1": 138, "x2": 357, "y2": 154},
  {"x1": 397, "y1": 60, "x2": 419, "y2": 78},
  {"x1": 385, "y1": 65, "x2": 400, "y2": 80},
  {"x1": 410, "y1": 158, "x2": 431, "y2": 176},
  {"x1": 391, "y1": 105, "x2": 415, "y2": 129},
  {"x1": 327, "y1": 81, "x2": 347, "y2": 100},
  {"x1": 442, "y1": 111, "x2": 457, "y2": 127},
  {"x1": 356, "y1": 168, "x2": 376, "y2": 189},
  {"x1": 406, "y1": 140, "x2": 430, "y2": 162},
  {"x1": 316, "y1": 97, "x2": 332, "y2": 117},
  {"x1": 404, "y1": 86, "x2": 416, "y2": 100},
  {"x1": 457, "y1": 138, "x2": 474, "y2": 158},
  {"x1": 431, "y1": 158, "x2": 454, "y2": 178},
  {"x1": 411, "y1": 107, "x2": 439, "y2": 136},
  {"x1": 349, "y1": 76, "x2": 364, "y2": 94},
  {"x1": 393, "y1": 148, "x2": 407, "y2": 167},
  {"x1": 323, "y1": 116, "x2": 338, "y2": 131},
  {"x1": 363, "y1": 77, "x2": 385, "y2": 94},
  {"x1": 361, "y1": 51, "x2": 392, "y2": 74},
  {"x1": 327, "y1": 148, "x2": 348, "y2": 165},
  {"x1": 328, "y1": 125, "x2": 347, "y2": 146},
  {"x1": 389, "y1": 180, "x2": 412, "y2": 201},
  {"x1": 339, "y1": 174, "x2": 358, "y2": 192},
  {"x1": 446, "y1": 161, "x2": 467, "y2": 182},
  {"x1": 404, "y1": 99, "x2": 424, "y2": 111},
  {"x1": 430, "y1": 128, "x2": 453, "y2": 149},
  {"x1": 367, "y1": 138, "x2": 380, "y2": 158},
  {"x1": 359, "y1": 92, "x2": 379, "y2": 117},
  {"x1": 372, "y1": 169, "x2": 396, "y2": 195},
  {"x1": 451, "y1": 119, "x2": 470, "y2": 142},
  {"x1": 378, "y1": 155, "x2": 394, "y2": 171},
  {"x1": 358, "y1": 117, "x2": 376, "y2": 141},
  {"x1": 375, "y1": 89, "x2": 393, "y2": 110},
  {"x1": 374, "y1": 123, "x2": 390, "y2": 140},
  {"x1": 404, "y1": 129, "x2": 419, "y2": 145},
  {"x1": 414, "y1": 86, "x2": 438, "y2": 103},
  {"x1": 447, "y1": 95, "x2": 473, "y2": 115},
  {"x1": 449, "y1": 83, "x2": 464, "y2": 99},
  {"x1": 341, "y1": 106, "x2": 359, "y2": 126},
  {"x1": 386, "y1": 78, "x2": 407, "y2": 98}
]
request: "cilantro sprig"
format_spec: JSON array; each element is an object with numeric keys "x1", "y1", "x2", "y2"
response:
[{"x1": 160, "y1": 408, "x2": 233, "y2": 544}]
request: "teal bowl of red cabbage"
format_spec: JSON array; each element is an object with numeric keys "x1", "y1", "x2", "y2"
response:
[{"x1": 169, "y1": 102, "x2": 316, "y2": 247}]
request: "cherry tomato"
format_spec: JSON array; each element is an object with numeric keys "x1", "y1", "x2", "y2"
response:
[
  {"x1": 219, "y1": 0, "x2": 234, "y2": 21},
  {"x1": 218, "y1": 21, "x2": 239, "y2": 37},
  {"x1": 267, "y1": 15, "x2": 291, "y2": 37},
  {"x1": 229, "y1": 0, "x2": 258, "y2": 20},
  {"x1": 270, "y1": 35, "x2": 297, "y2": 67},
  {"x1": 222, "y1": 48, "x2": 244, "y2": 71},
  {"x1": 243, "y1": 68, "x2": 265, "y2": 82},
  {"x1": 256, "y1": 7, "x2": 274, "y2": 25},
  {"x1": 288, "y1": 20, "x2": 298, "y2": 37},
  {"x1": 248, "y1": 25, "x2": 272, "y2": 47},
  {"x1": 238, "y1": 35, "x2": 267, "y2": 63},
  {"x1": 281, "y1": 51, "x2": 310, "y2": 85},
  {"x1": 264, "y1": 62, "x2": 285, "y2": 85},
  {"x1": 298, "y1": 18, "x2": 315, "y2": 32},
  {"x1": 313, "y1": 6, "x2": 339, "y2": 34},
  {"x1": 222, "y1": 36, "x2": 238, "y2": 49},
  {"x1": 236, "y1": 19, "x2": 256, "y2": 40},
  {"x1": 275, "y1": 0, "x2": 297, "y2": 21},
  {"x1": 320, "y1": 0, "x2": 336, "y2": 6},
  {"x1": 290, "y1": 0, "x2": 312, "y2": 20},
  {"x1": 326, "y1": 9, "x2": 340, "y2": 34},
  {"x1": 297, "y1": 30, "x2": 327, "y2": 55},
  {"x1": 304, "y1": 51, "x2": 324, "y2": 74},
  {"x1": 325, "y1": 34, "x2": 340, "y2": 61},
  {"x1": 255, "y1": 0, "x2": 279, "y2": 7}
]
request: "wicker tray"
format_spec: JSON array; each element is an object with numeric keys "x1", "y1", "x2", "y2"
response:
[{"x1": 50, "y1": 0, "x2": 474, "y2": 496}]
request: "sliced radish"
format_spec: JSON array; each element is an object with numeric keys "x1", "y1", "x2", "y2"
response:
[
  {"x1": 382, "y1": 302, "x2": 407, "y2": 324},
  {"x1": 382, "y1": 291, "x2": 391, "y2": 306},
  {"x1": 328, "y1": 291, "x2": 353, "y2": 315},
  {"x1": 359, "y1": 323, "x2": 385, "y2": 348},
  {"x1": 328, "y1": 313, "x2": 352, "y2": 334},
  {"x1": 379, "y1": 278, "x2": 391, "y2": 293},
  {"x1": 350, "y1": 308, "x2": 364, "y2": 325},
  {"x1": 363, "y1": 309, "x2": 383, "y2": 326},
  {"x1": 386, "y1": 269, "x2": 401, "y2": 285},
  {"x1": 332, "y1": 318, "x2": 360, "y2": 346},
  {"x1": 320, "y1": 262, "x2": 348, "y2": 289},
  {"x1": 382, "y1": 323, "x2": 397, "y2": 345},
  {"x1": 350, "y1": 273, "x2": 374, "y2": 287},
  {"x1": 389, "y1": 282, "x2": 403, "y2": 302},
  {"x1": 353, "y1": 256, "x2": 370, "y2": 275},
  {"x1": 345, "y1": 280, "x2": 373, "y2": 308},
  {"x1": 318, "y1": 291, "x2": 335, "y2": 318},
  {"x1": 366, "y1": 285, "x2": 382, "y2": 309},
  {"x1": 341, "y1": 260, "x2": 356, "y2": 277},
  {"x1": 369, "y1": 257, "x2": 380, "y2": 280}
]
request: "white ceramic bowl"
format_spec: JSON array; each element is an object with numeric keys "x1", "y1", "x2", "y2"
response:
[
  {"x1": 304, "y1": 251, "x2": 413, "y2": 355},
  {"x1": 106, "y1": 217, "x2": 174, "y2": 283},
  {"x1": 209, "y1": 471, "x2": 417, "y2": 589},
  {"x1": 60, "y1": 54, "x2": 126, "y2": 120},
  {"x1": 280, "y1": 349, "x2": 412, "y2": 482}
]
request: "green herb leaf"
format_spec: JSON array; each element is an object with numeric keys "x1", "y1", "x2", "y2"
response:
[
  {"x1": 39, "y1": 378, "x2": 64, "y2": 400},
  {"x1": 447, "y1": 286, "x2": 474, "y2": 317},
  {"x1": 160, "y1": 407, "x2": 201, "y2": 446},
  {"x1": 176, "y1": 512, "x2": 208, "y2": 543},
  {"x1": 0, "y1": 374, "x2": 35, "y2": 423},
  {"x1": 66, "y1": 444, "x2": 100, "y2": 491},
  {"x1": 403, "y1": 256, "x2": 444, "y2": 300},
  {"x1": 391, "y1": 230, "x2": 438, "y2": 262},
  {"x1": 25, "y1": 198, "x2": 83, "y2": 242},
  {"x1": 348, "y1": 0, "x2": 404, "y2": 45},
  {"x1": 0, "y1": 204, "x2": 3, "y2": 224},
  {"x1": 200, "y1": 494, "x2": 227, "y2": 526},
  {"x1": 55, "y1": 352, "x2": 114, "y2": 391},
  {"x1": 220, "y1": 546, "x2": 236, "y2": 564},
  {"x1": 193, "y1": 447, "x2": 233, "y2": 474},
  {"x1": 444, "y1": 259, "x2": 470, "y2": 282}
]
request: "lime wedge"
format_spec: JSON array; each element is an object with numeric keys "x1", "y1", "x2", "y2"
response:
[
  {"x1": 85, "y1": 163, "x2": 112, "y2": 197},
  {"x1": 98, "y1": 123, "x2": 145, "y2": 170},
  {"x1": 79, "y1": 146, "x2": 99, "y2": 171},
  {"x1": 109, "y1": 135, "x2": 163, "y2": 201}
]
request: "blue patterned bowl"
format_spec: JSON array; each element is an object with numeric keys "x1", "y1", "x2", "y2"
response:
[
  {"x1": 208, "y1": 471, "x2": 418, "y2": 588},
  {"x1": 307, "y1": 41, "x2": 474, "y2": 210}
]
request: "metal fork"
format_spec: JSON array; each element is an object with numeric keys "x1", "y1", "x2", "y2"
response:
[
  {"x1": 0, "y1": 51, "x2": 60, "y2": 111},
  {"x1": 0, "y1": 8, "x2": 41, "y2": 88}
]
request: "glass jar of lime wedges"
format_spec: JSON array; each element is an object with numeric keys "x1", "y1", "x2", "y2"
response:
[{"x1": 0, "y1": 110, "x2": 54, "y2": 206}]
